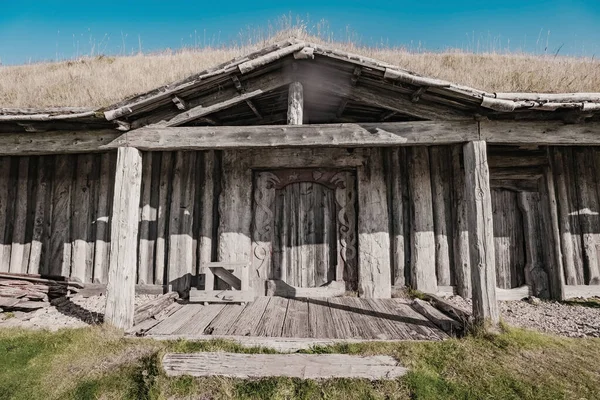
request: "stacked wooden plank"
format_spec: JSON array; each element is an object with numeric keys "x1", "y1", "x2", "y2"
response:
[{"x1": 0, "y1": 273, "x2": 82, "y2": 312}]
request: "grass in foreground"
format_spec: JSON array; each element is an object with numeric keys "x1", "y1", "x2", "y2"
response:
[{"x1": 0, "y1": 325, "x2": 599, "y2": 400}]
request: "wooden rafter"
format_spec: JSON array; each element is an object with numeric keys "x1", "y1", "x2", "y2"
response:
[
  {"x1": 304, "y1": 76, "x2": 470, "y2": 121},
  {"x1": 335, "y1": 66, "x2": 362, "y2": 119}
]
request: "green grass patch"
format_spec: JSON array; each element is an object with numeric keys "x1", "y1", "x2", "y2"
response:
[
  {"x1": 1, "y1": 325, "x2": 599, "y2": 399},
  {"x1": 564, "y1": 297, "x2": 600, "y2": 308}
]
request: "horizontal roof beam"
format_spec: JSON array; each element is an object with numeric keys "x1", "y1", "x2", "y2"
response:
[{"x1": 1, "y1": 121, "x2": 600, "y2": 156}]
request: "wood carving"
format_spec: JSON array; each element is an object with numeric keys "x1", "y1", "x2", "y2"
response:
[{"x1": 252, "y1": 168, "x2": 357, "y2": 291}]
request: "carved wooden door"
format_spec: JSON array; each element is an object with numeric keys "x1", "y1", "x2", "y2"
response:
[{"x1": 252, "y1": 169, "x2": 357, "y2": 291}]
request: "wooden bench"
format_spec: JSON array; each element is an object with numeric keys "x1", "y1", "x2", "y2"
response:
[{"x1": 189, "y1": 262, "x2": 253, "y2": 303}]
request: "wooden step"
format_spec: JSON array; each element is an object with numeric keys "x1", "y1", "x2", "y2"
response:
[{"x1": 162, "y1": 352, "x2": 407, "y2": 380}]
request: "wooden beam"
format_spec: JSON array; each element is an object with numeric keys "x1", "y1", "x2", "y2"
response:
[
  {"x1": 0, "y1": 130, "x2": 119, "y2": 156},
  {"x1": 245, "y1": 100, "x2": 262, "y2": 120},
  {"x1": 480, "y1": 120, "x2": 600, "y2": 145},
  {"x1": 105, "y1": 147, "x2": 143, "y2": 330},
  {"x1": 109, "y1": 121, "x2": 479, "y2": 151},
  {"x1": 303, "y1": 76, "x2": 470, "y2": 120},
  {"x1": 463, "y1": 141, "x2": 499, "y2": 327},
  {"x1": 172, "y1": 96, "x2": 188, "y2": 111},
  {"x1": 287, "y1": 82, "x2": 303, "y2": 125}
]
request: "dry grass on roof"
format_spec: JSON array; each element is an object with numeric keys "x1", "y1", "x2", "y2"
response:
[{"x1": 1, "y1": 28, "x2": 600, "y2": 108}]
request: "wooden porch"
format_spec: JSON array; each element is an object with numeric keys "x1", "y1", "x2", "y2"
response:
[{"x1": 137, "y1": 297, "x2": 448, "y2": 341}]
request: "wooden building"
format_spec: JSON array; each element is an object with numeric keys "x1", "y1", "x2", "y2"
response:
[{"x1": 2, "y1": 39, "x2": 600, "y2": 329}]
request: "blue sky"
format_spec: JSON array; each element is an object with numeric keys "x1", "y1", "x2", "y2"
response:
[{"x1": 1, "y1": 1, "x2": 599, "y2": 65}]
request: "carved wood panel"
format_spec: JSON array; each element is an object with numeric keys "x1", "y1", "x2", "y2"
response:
[{"x1": 252, "y1": 169, "x2": 357, "y2": 291}]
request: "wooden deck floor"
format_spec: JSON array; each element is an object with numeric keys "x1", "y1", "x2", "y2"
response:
[{"x1": 143, "y1": 297, "x2": 447, "y2": 341}]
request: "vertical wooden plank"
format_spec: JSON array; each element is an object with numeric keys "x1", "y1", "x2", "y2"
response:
[
  {"x1": 408, "y1": 146, "x2": 437, "y2": 294},
  {"x1": 429, "y1": 146, "x2": 453, "y2": 286},
  {"x1": 71, "y1": 154, "x2": 94, "y2": 282},
  {"x1": 48, "y1": 155, "x2": 74, "y2": 277},
  {"x1": 518, "y1": 191, "x2": 549, "y2": 297},
  {"x1": 387, "y1": 148, "x2": 406, "y2": 287},
  {"x1": 198, "y1": 151, "x2": 215, "y2": 289},
  {"x1": 463, "y1": 140, "x2": 499, "y2": 326},
  {"x1": 357, "y1": 148, "x2": 391, "y2": 298},
  {"x1": 9, "y1": 157, "x2": 30, "y2": 273},
  {"x1": 0, "y1": 157, "x2": 12, "y2": 272},
  {"x1": 252, "y1": 171, "x2": 277, "y2": 288},
  {"x1": 287, "y1": 82, "x2": 303, "y2": 125},
  {"x1": 219, "y1": 150, "x2": 253, "y2": 290},
  {"x1": 28, "y1": 156, "x2": 52, "y2": 274},
  {"x1": 155, "y1": 152, "x2": 172, "y2": 286},
  {"x1": 138, "y1": 152, "x2": 156, "y2": 285},
  {"x1": 551, "y1": 148, "x2": 578, "y2": 285},
  {"x1": 574, "y1": 148, "x2": 600, "y2": 284},
  {"x1": 451, "y1": 146, "x2": 471, "y2": 297},
  {"x1": 563, "y1": 148, "x2": 585, "y2": 284},
  {"x1": 93, "y1": 152, "x2": 115, "y2": 284},
  {"x1": 105, "y1": 147, "x2": 143, "y2": 330},
  {"x1": 167, "y1": 151, "x2": 197, "y2": 295},
  {"x1": 335, "y1": 171, "x2": 357, "y2": 289},
  {"x1": 542, "y1": 156, "x2": 566, "y2": 300}
]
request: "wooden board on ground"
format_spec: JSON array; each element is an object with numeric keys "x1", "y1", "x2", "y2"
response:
[
  {"x1": 162, "y1": 352, "x2": 407, "y2": 380},
  {"x1": 203, "y1": 304, "x2": 247, "y2": 335},
  {"x1": 252, "y1": 296, "x2": 289, "y2": 337},
  {"x1": 175, "y1": 304, "x2": 226, "y2": 334},
  {"x1": 281, "y1": 298, "x2": 310, "y2": 338},
  {"x1": 227, "y1": 297, "x2": 271, "y2": 336}
]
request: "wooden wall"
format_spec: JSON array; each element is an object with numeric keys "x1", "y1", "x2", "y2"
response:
[
  {"x1": 386, "y1": 145, "x2": 549, "y2": 296},
  {"x1": 4, "y1": 145, "x2": 599, "y2": 299},
  {"x1": 551, "y1": 147, "x2": 600, "y2": 286},
  {"x1": 136, "y1": 151, "x2": 218, "y2": 290},
  {"x1": 0, "y1": 153, "x2": 115, "y2": 283}
]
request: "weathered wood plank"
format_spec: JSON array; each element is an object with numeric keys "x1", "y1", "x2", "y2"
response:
[
  {"x1": 463, "y1": 141, "x2": 499, "y2": 326},
  {"x1": 429, "y1": 146, "x2": 453, "y2": 286},
  {"x1": 387, "y1": 148, "x2": 406, "y2": 286},
  {"x1": 71, "y1": 154, "x2": 94, "y2": 282},
  {"x1": 167, "y1": 151, "x2": 197, "y2": 295},
  {"x1": 247, "y1": 148, "x2": 367, "y2": 169},
  {"x1": 281, "y1": 298, "x2": 310, "y2": 338},
  {"x1": 149, "y1": 304, "x2": 205, "y2": 335},
  {"x1": 105, "y1": 147, "x2": 142, "y2": 330},
  {"x1": 0, "y1": 157, "x2": 11, "y2": 272},
  {"x1": 518, "y1": 192, "x2": 550, "y2": 297},
  {"x1": 175, "y1": 304, "x2": 225, "y2": 334},
  {"x1": 9, "y1": 157, "x2": 30, "y2": 274},
  {"x1": 287, "y1": 82, "x2": 304, "y2": 125},
  {"x1": 307, "y1": 298, "x2": 337, "y2": 338},
  {"x1": 154, "y1": 152, "x2": 172, "y2": 286},
  {"x1": 252, "y1": 296, "x2": 289, "y2": 337},
  {"x1": 47, "y1": 155, "x2": 74, "y2": 277},
  {"x1": 327, "y1": 297, "x2": 362, "y2": 339},
  {"x1": 199, "y1": 151, "x2": 215, "y2": 290},
  {"x1": 227, "y1": 297, "x2": 271, "y2": 336},
  {"x1": 480, "y1": 121, "x2": 600, "y2": 145},
  {"x1": 203, "y1": 304, "x2": 246, "y2": 335},
  {"x1": 218, "y1": 151, "x2": 253, "y2": 290},
  {"x1": 93, "y1": 152, "x2": 115, "y2": 284},
  {"x1": 357, "y1": 149, "x2": 391, "y2": 298},
  {"x1": 28, "y1": 156, "x2": 51, "y2": 275},
  {"x1": 451, "y1": 146, "x2": 471, "y2": 297},
  {"x1": 162, "y1": 352, "x2": 407, "y2": 380},
  {"x1": 138, "y1": 152, "x2": 156, "y2": 285},
  {"x1": 409, "y1": 147, "x2": 437, "y2": 294},
  {"x1": 0, "y1": 130, "x2": 120, "y2": 156},
  {"x1": 541, "y1": 161, "x2": 566, "y2": 300},
  {"x1": 109, "y1": 121, "x2": 480, "y2": 150},
  {"x1": 551, "y1": 148, "x2": 578, "y2": 285}
]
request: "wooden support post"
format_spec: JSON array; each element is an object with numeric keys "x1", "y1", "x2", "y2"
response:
[
  {"x1": 463, "y1": 141, "x2": 499, "y2": 327},
  {"x1": 105, "y1": 147, "x2": 142, "y2": 330},
  {"x1": 287, "y1": 82, "x2": 303, "y2": 125}
]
